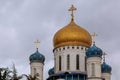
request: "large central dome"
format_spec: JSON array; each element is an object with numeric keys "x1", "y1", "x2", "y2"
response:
[
  {"x1": 53, "y1": 20, "x2": 92, "y2": 48},
  {"x1": 53, "y1": 5, "x2": 92, "y2": 48}
]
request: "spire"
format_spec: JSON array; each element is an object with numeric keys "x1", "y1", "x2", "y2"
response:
[
  {"x1": 91, "y1": 32, "x2": 97, "y2": 44},
  {"x1": 68, "y1": 5, "x2": 77, "y2": 21},
  {"x1": 102, "y1": 52, "x2": 107, "y2": 62},
  {"x1": 34, "y1": 39, "x2": 40, "y2": 50}
]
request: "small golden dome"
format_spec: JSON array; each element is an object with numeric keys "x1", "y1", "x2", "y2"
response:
[{"x1": 53, "y1": 20, "x2": 92, "y2": 48}]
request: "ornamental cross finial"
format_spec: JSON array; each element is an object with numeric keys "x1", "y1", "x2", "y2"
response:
[
  {"x1": 34, "y1": 39, "x2": 40, "y2": 49},
  {"x1": 91, "y1": 32, "x2": 98, "y2": 43},
  {"x1": 103, "y1": 52, "x2": 107, "y2": 62},
  {"x1": 68, "y1": 5, "x2": 77, "y2": 21}
]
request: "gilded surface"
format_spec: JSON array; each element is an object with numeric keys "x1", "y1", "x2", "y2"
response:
[{"x1": 53, "y1": 20, "x2": 92, "y2": 48}]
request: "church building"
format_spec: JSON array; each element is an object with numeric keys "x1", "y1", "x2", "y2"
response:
[{"x1": 29, "y1": 5, "x2": 112, "y2": 80}]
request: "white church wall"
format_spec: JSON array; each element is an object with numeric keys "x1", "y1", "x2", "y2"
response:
[
  {"x1": 30, "y1": 62, "x2": 44, "y2": 80},
  {"x1": 53, "y1": 46, "x2": 87, "y2": 74},
  {"x1": 87, "y1": 57, "x2": 102, "y2": 78},
  {"x1": 102, "y1": 73, "x2": 111, "y2": 80}
]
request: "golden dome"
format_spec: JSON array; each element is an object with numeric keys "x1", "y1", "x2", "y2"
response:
[{"x1": 53, "y1": 20, "x2": 92, "y2": 48}]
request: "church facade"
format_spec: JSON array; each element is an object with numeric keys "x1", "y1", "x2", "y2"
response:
[{"x1": 29, "y1": 5, "x2": 112, "y2": 80}]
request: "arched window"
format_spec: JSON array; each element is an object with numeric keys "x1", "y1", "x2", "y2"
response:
[
  {"x1": 103, "y1": 78, "x2": 105, "y2": 80},
  {"x1": 76, "y1": 55, "x2": 79, "y2": 70},
  {"x1": 92, "y1": 63, "x2": 95, "y2": 76},
  {"x1": 59, "y1": 56, "x2": 61, "y2": 71},
  {"x1": 34, "y1": 68, "x2": 36, "y2": 75},
  {"x1": 85, "y1": 56, "x2": 87, "y2": 71},
  {"x1": 67, "y1": 55, "x2": 70, "y2": 70},
  {"x1": 67, "y1": 46, "x2": 69, "y2": 49},
  {"x1": 55, "y1": 57, "x2": 56, "y2": 71},
  {"x1": 36, "y1": 73, "x2": 39, "y2": 77}
]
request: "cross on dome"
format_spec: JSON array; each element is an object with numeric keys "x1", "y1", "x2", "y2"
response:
[
  {"x1": 103, "y1": 52, "x2": 107, "y2": 62},
  {"x1": 34, "y1": 39, "x2": 40, "y2": 50},
  {"x1": 91, "y1": 32, "x2": 97, "y2": 43},
  {"x1": 68, "y1": 5, "x2": 77, "y2": 21}
]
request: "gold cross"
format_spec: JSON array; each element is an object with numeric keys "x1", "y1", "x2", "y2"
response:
[
  {"x1": 68, "y1": 5, "x2": 77, "y2": 21},
  {"x1": 102, "y1": 52, "x2": 107, "y2": 62},
  {"x1": 34, "y1": 39, "x2": 40, "y2": 49},
  {"x1": 91, "y1": 32, "x2": 98, "y2": 43}
]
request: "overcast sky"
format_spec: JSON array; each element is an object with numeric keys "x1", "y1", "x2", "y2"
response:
[{"x1": 0, "y1": 0, "x2": 119, "y2": 80}]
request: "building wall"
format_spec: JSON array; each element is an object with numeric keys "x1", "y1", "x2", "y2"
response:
[
  {"x1": 53, "y1": 46, "x2": 87, "y2": 74},
  {"x1": 87, "y1": 57, "x2": 102, "y2": 79},
  {"x1": 30, "y1": 62, "x2": 44, "y2": 80},
  {"x1": 88, "y1": 78, "x2": 102, "y2": 80},
  {"x1": 102, "y1": 73, "x2": 111, "y2": 80}
]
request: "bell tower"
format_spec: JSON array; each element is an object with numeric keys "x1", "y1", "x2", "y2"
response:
[
  {"x1": 101, "y1": 52, "x2": 112, "y2": 80},
  {"x1": 86, "y1": 33, "x2": 102, "y2": 80},
  {"x1": 29, "y1": 40, "x2": 45, "y2": 80}
]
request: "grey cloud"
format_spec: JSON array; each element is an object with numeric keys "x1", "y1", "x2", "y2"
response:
[{"x1": 0, "y1": 0, "x2": 119, "y2": 80}]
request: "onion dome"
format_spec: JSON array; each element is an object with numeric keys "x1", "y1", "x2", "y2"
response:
[
  {"x1": 101, "y1": 62, "x2": 112, "y2": 73},
  {"x1": 53, "y1": 5, "x2": 92, "y2": 48},
  {"x1": 48, "y1": 67, "x2": 54, "y2": 75},
  {"x1": 29, "y1": 49, "x2": 45, "y2": 63},
  {"x1": 53, "y1": 21, "x2": 92, "y2": 48},
  {"x1": 86, "y1": 43, "x2": 103, "y2": 58}
]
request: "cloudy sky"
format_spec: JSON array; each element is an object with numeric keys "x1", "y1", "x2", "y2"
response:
[{"x1": 0, "y1": 0, "x2": 119, "y2": 80}]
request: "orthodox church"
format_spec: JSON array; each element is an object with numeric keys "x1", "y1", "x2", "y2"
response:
[{"x1": 29, "y1": 5, "x2": 112, "y2": 80}]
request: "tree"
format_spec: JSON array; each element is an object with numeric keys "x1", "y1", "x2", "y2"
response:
[
  {"x1": 10, "y1": 64, "x2": 23, "y2": 80},
  {"x1": 0, "y1": 64, "x2": 24, "y2": 80},
  {"x1": 0, "y1": 67, "x2": 12, "y2": 80},
  {"x1": 23, "y1": 74, "x2": 38, "y2": 80}
]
